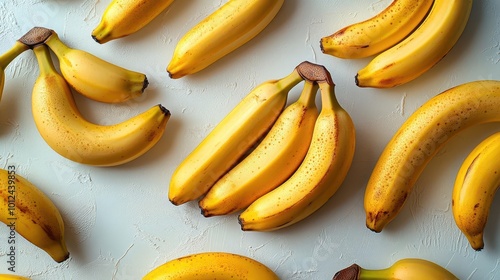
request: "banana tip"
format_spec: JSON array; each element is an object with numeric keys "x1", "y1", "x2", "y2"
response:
[{"x1": 158, "y1": 104, "x2": 171, "y2": 116}]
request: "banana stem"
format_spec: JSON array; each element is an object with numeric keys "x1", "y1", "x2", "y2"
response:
[
  {"x1": 32, "y1": 45, "x2": 57, "y2": 76},
  {"x1": 332, "y1": 264, "x2": 390, "y2": 280},
  {"x1": 0, "y1": 41, "x2": 29, "y2": 69},
  {"x1": 43, "y1": 33, "x2": 69, "y2": 58},
  {"x1": 298, "y1": 80, "x2": 319, "y2": 105},
  {"x1": 318, "y1": 81, "x2": 340, "y2": 111}
]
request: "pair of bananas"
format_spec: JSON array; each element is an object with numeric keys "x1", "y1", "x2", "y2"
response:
[
  {"x1": 320, "y1": 0, "x2": 473, "y2": 88},
  {"x1": 168, "y1": 61, "x2": 355, "y2": 231}
]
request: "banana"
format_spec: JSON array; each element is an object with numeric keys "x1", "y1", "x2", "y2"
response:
[
  {"x1": 0, "y1": 275, "x2": 30, "y2": 280},
  {"x1": 31, "y1": 44, "x2": 170, "y2": 166},
  {"x1": 168, "y1": 65, "x2": 304, "y2": 206},
  {"x1": 238, "y1": 66, "x2": 356, "y2": 231},
  {"x1": 320, "y1": 0, "x2": 434, "y2": 59},
  {"x1": 332, "y1": 258, "x2": 458, "y2": 280},
  {"x1": 142, "y1": 252, "x2": 279, "y2": 280},
  {"x1": 0, "y1": 168, "x2": 69, "y2": 263},
  {"x1": 199, "y1": 80, "x2": 319, "y2": 217},
  {"x1": 167, "y1": 0, "x2": 284, "y2": 79},
  {"x1": 0, "y1": 41, "x2": 30, "y2": 101},
  {"x1": 364, "y1": 80, "x2": 500, "y2": 233},
  {"x1": 452, "y1": 131, "x2": 500, "y2": 251},
  {"x1": 355, "y1": 0, "x2": 473, "y2": 88},
  {"x1": 92, "y1": 0, "x2": 175, "y2": 43}
]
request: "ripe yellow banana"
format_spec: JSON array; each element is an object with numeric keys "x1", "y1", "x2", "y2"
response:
[
  {"x1": 92, "y1": 0, "x2": 175, "y2": 43},
  {"x1": 168, "y1": 65, "x2": 304, "y2": 205},
  {"x1": 320, "y1": 0, "x2": 434, "y2": 59},
  {"x1": 142, "y1": 252, "x2": 279, "y2": 280},
  {"x1": 356, "y1": 0, "x2": 473, "y2": 88},
  {"x1": 0, "y1": 41, "x2": 29, "y2": 101},
  {"x1": 167, "y1": 0, "x2": 284, "y2": 79},
  {"x1": 238, "y1": 67, "x2": 356, "y2": 231},
  {"x1": 199, "y1": 80, "x2": 319, "y2": 217},
  {"x1": 0, "y1": 275, "x2": 30, "y2": 280},
  {"x1": 365, "y1": 80, "x2": 500, "y2": 233},
  {"x1": 0, "y1": 168, "x2": 69, "y2": 263},
  {"x1": 32, "y1": 44, "x2": 170, "y2": 166},
  {"x1": 452, "y1": 131, "x2": 500, "y2": 251}
]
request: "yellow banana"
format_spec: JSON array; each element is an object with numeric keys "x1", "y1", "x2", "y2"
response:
[
  {"x1": 332, "y1": 258, "x2": 458, "y2": 280},
  {"x1": 168, "y1": 65, "x2": 304, "y2": 205},
  {"x1": 92, "y1": 0, "x2": 175, "y2": 43},
  {"x1": 167, "y1": 0, "x2": 284, "y2": 79},
  {"x1": 32, "y1": 44, "x2": 170, "y2": 166},
  {"x1": 356, "y1": 0, "x2": 473, "y2": 88},
  {"x1": 364, "y1": 80, "x2": 500, "y2": 233},
  {"x1": 0, "y1": 275, "x2": 30, "y2": 280},
  {"x1": 0, "y1": 41, "x2": 29, "y2": 101},
  {"x1": 0, "y1": 168, "x2": 69, "y2": 263},
  {"x1": 142, "y1": 252, "x2": 279, "y2": 280},
  {"x1": 238, "y1": 66, "x2": 356, "y2": 231},
  {"x1": 452, "y1": 131, "x2": 500, "y2": 251},
  {"x1": 320, "y1": 0, "x2": 434, "y2": 59}
]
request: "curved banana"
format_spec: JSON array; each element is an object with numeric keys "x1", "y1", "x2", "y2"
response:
[
  {"x1": 320, "y1": 0, "x2": 434, "y2": 59},
  {"x1": 364, "y1": 80, "x2": 500, "y2": 233},
  {"x1": 0, "y1": 168, "x2": 69, "y2": 263},
  {"x1": 453, "y1": 131, "x2": 500, "y2": 250},
  {"x1": 0, "y1": 41, "x2": 29, "y2": 101},
  {"x1": 32, "y1": 44, "x2": 170, "y2": 166},
  {"x1": 356, "y1": 0, "x2": 473, "y2": 88},
  {"x1": 167, "y1": 0, "x2": 284, "y2": 79},
  {"x1": 238, "y1": 67, "x2": 356, "y2": 231},
  {"x1": 199, "y1": 80, "x2": 319, "y2": 217},
  {"x1": 142, "y1": 252, "x2": 279, "y2": 280},
  {"x1": 0, "y1": 275, "x2": 30, "y2": 280},
  {"x1": 92, "y1": 0, "x2": 175, "y2": 43},
  {"x1": 169, "y1": 66, "x2": 304, "y2": 205}
]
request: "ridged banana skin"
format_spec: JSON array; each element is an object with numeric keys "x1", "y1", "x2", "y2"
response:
[
  {"x1": 320, "y1": 0, "x2": 434, "y2": 59},
  {"x1": 142, "y1": 252, "x2": 280, "y2": 280},
  {"x1": 199, "y1": 81, "x2": 319, "y2": 217},
  {"x1": 0, "y1": 41, "x2": 30, "y2": 101},
  {"x1": 168, "y1": 70, "x2": 303, "y2": 206},
  {"x1": 238, "y1": 81, "x2": 356, "y2": 231},
  {"x1": 167, "y1": 0, "x2": 284, "y2": 79},
  {"x1": 32, "y1": 45, "x2": 170, "y2": 166},
  {"x1": 452, "y1": 132, "x2": 500, "y2": 250},
  {"x1": 92, "y1": 0, "x2": 175, "y2": 43},
  {"x1": 364, "y1": 80, "x2": 500, "y2": 233},
  {"x1": 0, "y1": 274, "x2": 30, "y2": 280},
  {"x1": 0, "y1": 169, "x2": 69, "y2": 263},
  {"x1": 356, "y1": 0, "x2": 473, "y2": 88}
]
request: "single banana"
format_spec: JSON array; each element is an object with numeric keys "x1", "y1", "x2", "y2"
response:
[
  {"x1": 199, "y1": 80, "x2": 319, "y2": 217},
  {"x1": 142, "y1": 252, "x2": 279, "y2": 280},
  {"x1": 32, "y1": 44, "x2": 170, "y2": 166},
  {"x1": 238, "y1": 66, "x2": 356, "y2": 231},
  {"x1": 0, "y1": 41, "x2": 30, "y2": 101},
  {"x1": 92, "y1": 0, "x2": 175, "y2": 43},
  {"x1": 332, "y1": 258, "x2": 458, "y2": 280},
  {"x1": 0, "y1": 168, "x2": 69, "y2": 263},
  {"x1": 356, "y1": 0, "x2": 473, "y2": 88},
  {"x1": 320, "y1": 0, "x2": 434, "y2": 59},
  {"x1": 167, "y1": 0, "x2": 284, "y2": 79},
  {"x1": 0, "y1": 275, "x2": 30, "y2": 280},
  {"x1": 168, "y1": 65, "x2": 304, "y2": 206},
  {"x1": 452, "y1": 131, "x2": 500, "y2": 250},
  {"x1": 364, "y1": 80, "x2": 500, "y2": 233}
]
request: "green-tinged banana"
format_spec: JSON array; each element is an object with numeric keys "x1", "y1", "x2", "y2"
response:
[
  {"x1": 332, "y1": 258, "x2": 458, "y2": 280},
  {"x1": 167, "y1": 0, "x2": 284, "y2": 79},
  {"x1": 238, "y1": 66, "x2": 356, "y2": 231},
  {"x1": 0, "y1": 168, "x2": 69, "y2": 263},
  {"x1": 199, "y1": 80, "x2": 319, "y2": 217},
  {"x1": 0, "y1": 41, "x2": 30, "y2": 102},
  {"x1": 143, "y1": 252, "x2": 279, "y2": 280},
  {"x1": 320, "y1": 0, "x2": 434, "y2": 59},
  {"x1": 453, "y1": 131, "x2": 500, "y2": 250},
  {"x1": 365, "y1": 80, "x2": 500, "y2": 233},
  {"x1": 0, "y1": 275, "x2": 30, "y2": 280},
  {"x1": 32, "y1": 44, "x2": 170, "y2": 166},
  {"x1": 356, "y1": 0, "x2": 473, "y2": 88},
  {"x1": 169, "y1": 65, "x2": 305, "y2": 205},
  {"x1": 92, "y1": 0, "x2": 175, "y2": 43}
]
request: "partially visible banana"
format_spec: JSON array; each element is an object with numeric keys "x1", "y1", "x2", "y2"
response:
[
  {"x1": 356, "y1": 0, "x2": 473, "y2": 88},
  {"x1": 0, "y1": 275, "x2": 30, "y2": 280},
  {"x1": 320, "y1": 0, "x2": 434, "y2": 59},
  {"x1": 142, "y1": 252, "x2": 279, "y2": 280},
  {"x1": 32, "y1": 44, "x2": 170, "y2": 166},
  {"x1": 0, "y1": 41, "x2": 30, "y2": 101},
  {"x1": 364, "y1": 80, "x2": 500, "y2": 233},
  {"x1": 167, "y1": 0, "x2": 284, "y2": 78},
  {"x1": 0, "y1": 168, "x2": 69, "y2": 263},
  {"x1": 92, "y1": 0, "x2": 175, "y2": 43}
]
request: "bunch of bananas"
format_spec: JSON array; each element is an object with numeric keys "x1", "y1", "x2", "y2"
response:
[
  {"x1": 169, "y1": 61, "x2": 355, "y2": 231},
  {"x1": 320, "y1": 0, "x2": 473, "y2": 88}
]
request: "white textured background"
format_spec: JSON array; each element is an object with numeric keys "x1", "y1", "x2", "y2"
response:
[{"x1": 0, "y1": 0, "x2": 499, "y2": 279}]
